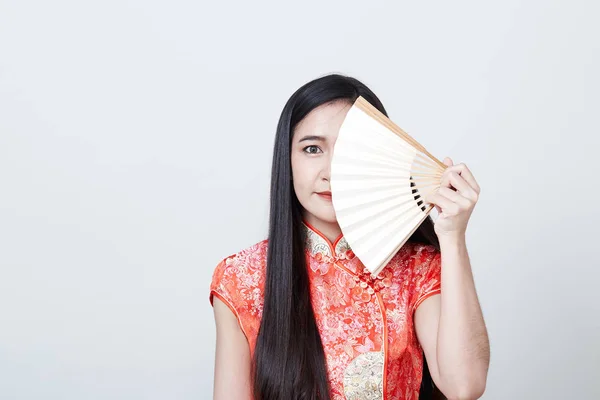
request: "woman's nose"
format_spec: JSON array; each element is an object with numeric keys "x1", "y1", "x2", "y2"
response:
[{"x1": 321, "y1": 162, "x2": 331, "y2": 182}]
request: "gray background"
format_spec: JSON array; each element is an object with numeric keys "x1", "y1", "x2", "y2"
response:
[{"x1": 1, "y1": 0, "x2": 598, "y2": 398}]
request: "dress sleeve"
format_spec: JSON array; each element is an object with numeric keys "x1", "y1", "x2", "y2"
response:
[
  {"x1": 411, "y1": 246, "x2": 442, "y2": 314},
  {"x1": 209, "y1": 256, "x2": 249, "y2": 339}
]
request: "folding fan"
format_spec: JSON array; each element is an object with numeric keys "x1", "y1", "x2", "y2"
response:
[{"x1": 330, "y1": 96, "x2": 447, "y2": 276}]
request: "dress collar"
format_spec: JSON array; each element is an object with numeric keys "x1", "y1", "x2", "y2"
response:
[{"x1": 301, "y1": 220, "x2": 355, "y2": 262}]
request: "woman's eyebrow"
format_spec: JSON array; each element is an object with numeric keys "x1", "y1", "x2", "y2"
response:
[{"x1": 298, "y1": 135, "x2": 326, "y2": 143}]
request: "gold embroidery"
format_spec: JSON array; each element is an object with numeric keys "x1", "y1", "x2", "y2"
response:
[
  {"x1": 302, "y1": 221, "x2": 354, "y2": 261},
  {"x1": 343, "y1": 351, "x2": 384, "y2": 400},
  {"x1": 335, "y1": 236, "x2": 352, "y2": 257}
]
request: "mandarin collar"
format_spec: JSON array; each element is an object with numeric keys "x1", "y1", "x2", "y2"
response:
[{"x1": 301, "y1": 220, "x2": 355, "y2": 262}]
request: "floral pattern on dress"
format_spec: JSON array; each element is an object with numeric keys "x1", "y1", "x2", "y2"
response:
[{"x1": 209, "y1": 221, "x2": 442, "y2": 399}]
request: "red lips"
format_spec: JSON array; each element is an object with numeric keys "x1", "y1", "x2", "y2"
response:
[{"x1": 316, "y1": 191, "x2": 332, "y2": 200}]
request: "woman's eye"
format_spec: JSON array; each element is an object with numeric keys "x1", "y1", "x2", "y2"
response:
[{"x1": 303, "y1": 145, "x2": 322, "y2": 154}]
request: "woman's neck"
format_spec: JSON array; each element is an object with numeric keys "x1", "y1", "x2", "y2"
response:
[{"x1": 303, "y1": 215, "x2": 342, "y2": 244}]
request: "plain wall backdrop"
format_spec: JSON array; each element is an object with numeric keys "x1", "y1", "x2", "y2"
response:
[{"x1": 1, "y1": 0, "x2": 599, "y2": 398}]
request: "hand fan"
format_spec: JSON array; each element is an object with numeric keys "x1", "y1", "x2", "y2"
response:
[{"x1": 331, "y1": 96, "x2": 447, "y2": 276}]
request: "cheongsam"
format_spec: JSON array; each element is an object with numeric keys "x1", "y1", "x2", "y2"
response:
[{"x1": 210, "y1": 220, "x2": 442, "y2": 399}]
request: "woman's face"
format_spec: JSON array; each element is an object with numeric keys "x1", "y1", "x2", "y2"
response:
[{"x1": 291, "y1": 100, "x2": 351, "y2": 231}]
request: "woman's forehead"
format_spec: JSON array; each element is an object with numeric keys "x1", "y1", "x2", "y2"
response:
[{"x1": 293, "y1": 101, "x2": 352, "y2": 141}]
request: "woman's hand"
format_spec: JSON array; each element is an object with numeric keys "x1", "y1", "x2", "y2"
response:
[{"x1": 424, "y1": 157, "x2": 481, "y2": 239}]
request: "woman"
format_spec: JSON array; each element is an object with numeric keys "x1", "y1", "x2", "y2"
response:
[{"x1": 210, "y1": 74, "x2": 490, "y2": 399}]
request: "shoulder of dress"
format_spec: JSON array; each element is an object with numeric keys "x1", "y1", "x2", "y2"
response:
[
  {"x1": 226, "y1": 238, "x2": 268, "y2": 259},
  {"x1": 210, "y1": 239, "x2": 268, "y2": 318},
  {"x1": 215, "y1": 238, "x2": 269, "y2": 274},
  {"x1": 383, "y1": 242, "x2": 438, "y2": 273},
  {"x1": 405, "y1": 242, "x2": 440, "y2": 277}
]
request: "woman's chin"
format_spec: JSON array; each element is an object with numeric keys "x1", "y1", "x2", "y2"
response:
[
  {"x1": 314, "y1": 212, "x2": 338, "y2": 225},
  {"x1": 302, "y1": 209, "x2": 336, "y2": 224}
]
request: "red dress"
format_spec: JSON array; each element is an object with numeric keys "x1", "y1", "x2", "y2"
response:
[{"x1": 210, "y1": 220, "x2": 442, "y2": 399}]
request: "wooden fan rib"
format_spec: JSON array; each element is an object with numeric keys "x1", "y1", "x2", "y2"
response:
[
  {"x1": 354, "y1": 97, "x2": 446, "y2": 169},
  {"x1": 415, "y1": 153, "x2": 446, "y2": 173},
  {"x1": 412, "y1": 182, "x2": 439, "y2": 192},
  {"x1": 418, "y1": 186, "x2": 440, "y2": 203},
  {"x1": 412, "y1": 156, "x2": 444, "y2": 174},
  {"x1": 410, "y1": 177, "x2": 441, "y2": 185},
  {"x1": 410, "y1": 165, "x2": 444, "y2": 175},
  {"x1": 411, "y1": 184, "x2": 440, "y2": 197},
  {"x1": 411, "y1": 184, "x2": 439, "y2": 204},
  {"x1": 410, "y1": 172, "x2": 443, "y2": 178}
]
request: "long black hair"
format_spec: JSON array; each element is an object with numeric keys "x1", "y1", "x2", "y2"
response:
[{"x1": 253, "y1": 73, "x2": 443, "y2": 400}]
